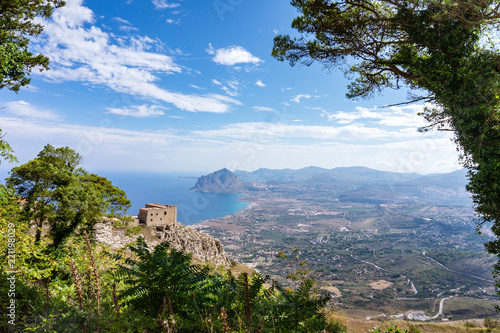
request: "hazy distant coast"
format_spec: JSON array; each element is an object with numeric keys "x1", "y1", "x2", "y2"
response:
[{"x1": 199, "y1": 201, "x2": 257, "y2": 226}]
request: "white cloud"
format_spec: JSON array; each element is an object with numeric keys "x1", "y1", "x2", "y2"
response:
[
  {"x1": 19, "y1": 84, "x2": 39, "y2": 92},
  {"x1": 190, "y1": 122, "x2": 418, "y2": 142},
  {"x1": 106, "y1": 105, "x2": 165, "y2": 118},
  {"x1": 112, "y1": 17, "x2": 132, "y2": 25},
  {"x1": 322, "y1": 104, "x2": 429, "y2": 128},
  {"x1": 212, "y1": 78, "x2": 241, "y2": 97},
  {"x1": 206, "y1": 43, "x2": 215, "y2": 55},
  {"x1": 5, "y1": 101, "x2": 61, "y2": 121},
  {"x1": 0, "y1": 116, "x2": 192, "y2": 171},
  {"x1": 152, "y1": 0, "x2": 181, "y2": 9},
  {"x1": 112, "y1": 17, "x2": 139, "y2": 32},
  {"x1": 253, "y1": 106, "x2": 273, "y2": 112},
  {"x1": 49, "y1": 0, "x2": 94, "y2": 28},
  {"x1": 166, "y1": 18, "x2": 180, "y2": 24},
  {"x1": 33, "y1": 0, "x2": 239, "y2": 113},
  {"x1": 0, "y1": 117, "x2": 185, "y2": 150},
  {"x1": 322, "y1": 106, "x2": 386, "y2": 123},
  {"x1": 256, "y1": 80, "x2": 266, "y2": 87},
  {"x1": 209, "y1": 45, "x2": 262, "y2": 66},
  {"x1": 291, "y1": 94, "x2": 311, "y2": 103}
]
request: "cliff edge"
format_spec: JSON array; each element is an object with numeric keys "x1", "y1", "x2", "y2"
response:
[{"x1": 95, "y1": 219, "x2": 231, "y2": 267}]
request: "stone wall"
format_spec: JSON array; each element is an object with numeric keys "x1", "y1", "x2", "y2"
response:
[{"x1": 138, "y1": 203, "x2": 177, "y2": 227}]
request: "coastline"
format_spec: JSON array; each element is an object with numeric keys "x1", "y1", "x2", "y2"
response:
[
  {"x1": 101, "y1": 172, "x2": 253, "y2": 224},
  {"x1": 194, "y1": 198, "x2": 258, "y2": 228}
]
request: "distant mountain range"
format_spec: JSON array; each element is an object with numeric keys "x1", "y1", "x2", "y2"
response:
[
  {"x1": 235, "y1": 166, "x2": 424, "y2": 184},
  {"x1": 337, "y1": 169, "x2": 471, "y2": 206},
  {"x1": 192, "y1": 166, "x2": 472, "y2": 205}
]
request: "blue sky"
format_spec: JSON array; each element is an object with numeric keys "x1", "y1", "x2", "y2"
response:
[{"x1": 0, "y1": 0, "x2": 462, "y2": 175}]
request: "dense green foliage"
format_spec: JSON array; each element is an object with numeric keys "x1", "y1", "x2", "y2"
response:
[
  {"x1": 107, "y1": 238, "x2": 345, "y2": 332},
  {"x1": 370, "y1": 322, "x2": 421, "y2": 333},
  {"x1": 112, "y1": 238, "x2": 212, "y2": 332},
  {"x1": 273, "y1": 0, "x2": 500, "y2": 289},
  {"x1": 0, "y1": 0, "x2": 64, "y2": 92},
  {"x1": 0, "y1": 224, "x2": 346, "y2": 332},
  {"x1": 7, "y1": 144, "x2": 130, "y2": 247},
  {"x1": 0, "y1": 129, "x2": 17, "y2": 166},
  {"x1": 0, "y1": 0, "x2": 65, "y2": 164}
]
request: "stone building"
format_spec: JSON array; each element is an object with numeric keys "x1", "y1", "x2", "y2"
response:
[{"x1": 138, "y1": 203, "x2": 177, "y2": 227}]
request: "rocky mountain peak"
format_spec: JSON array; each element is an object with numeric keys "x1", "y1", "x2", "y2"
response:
[{"x1": 191, "y1": 168, "x2": 246, "y2": 193}]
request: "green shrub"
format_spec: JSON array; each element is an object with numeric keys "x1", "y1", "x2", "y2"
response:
[{"x1": 485, "y1": 317, "x2": 499, "y2": 329}]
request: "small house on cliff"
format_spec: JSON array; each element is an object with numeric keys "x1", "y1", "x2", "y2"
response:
[{"x1": 138, "y1": 203, "x2": 177, "y2": 227}]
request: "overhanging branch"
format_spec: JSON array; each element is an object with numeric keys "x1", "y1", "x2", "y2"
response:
[{"x1": 388, "y1": 66, "x2": 422, "y2": 81}]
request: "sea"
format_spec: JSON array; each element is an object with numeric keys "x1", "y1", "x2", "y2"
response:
[{"x1": 98, "y1": 171, "x2": 250, "y2": 225}]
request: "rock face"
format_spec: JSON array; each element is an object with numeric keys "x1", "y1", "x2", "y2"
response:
[
  {"x1": 94, "y1": 222, "x2": 140, "y2": 250},
  {"x1": 191, "y1": 168, "x2": 246, "y2": 193},
  {"x1": 155, "y1": 224, "x2": 230, "y2": 267},
  {"x1": 94, "y1": 220, "x2": 230, "y2": 267}
]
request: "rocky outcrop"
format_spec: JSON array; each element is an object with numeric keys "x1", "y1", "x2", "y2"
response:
[
  {"x1": 191, "y1": 168, "x2": 246, "y2": 193},
  {"x1": 94, "y1": 219, "x2": 230, "y2": 267},
  {"x1": 156, "y1": 224, "x2": 230, "y2": 267},
  {"x1": 94, "y1": 221, "x2": 140, "y2": 250}
]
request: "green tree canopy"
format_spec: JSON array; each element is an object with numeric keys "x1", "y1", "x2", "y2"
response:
[
  {"x1": 272, "y1": 0, "x2": 500, "y2": 99},
  {"x1": 0, "y1": 0, "x2": 64, "y2": 92},
  {"x1": 7, "y1": 144, "x2": 130, "y2": 247},
  {"x1": 273, "y1": 0, "x2": 500, "y2": 285},
  {"x1": 0, "y1": 129, "x2": 17, "y2": 165},
  {"x1": 0, "y1": 0, "x2": 65, "y2": 164}
]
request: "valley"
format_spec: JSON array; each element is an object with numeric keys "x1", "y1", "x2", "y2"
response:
[{"x1": 195, "y1": 167, "x2": 500, "y2": 322}]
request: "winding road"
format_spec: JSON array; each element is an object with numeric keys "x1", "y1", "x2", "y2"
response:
[
  {"x1": 355, "y1": 253, "x2": 494, "y2": 322},
  {"x1": 422, "y1": 252, "x2": 495, "y2": 283},
  {"x1": 430, "y1": 297, "x2": 451, "y2": 319}
]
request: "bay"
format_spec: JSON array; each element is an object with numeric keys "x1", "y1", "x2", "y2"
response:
[{"x1": 99, "y1": 171, "x2": 250, "y2": 225}]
